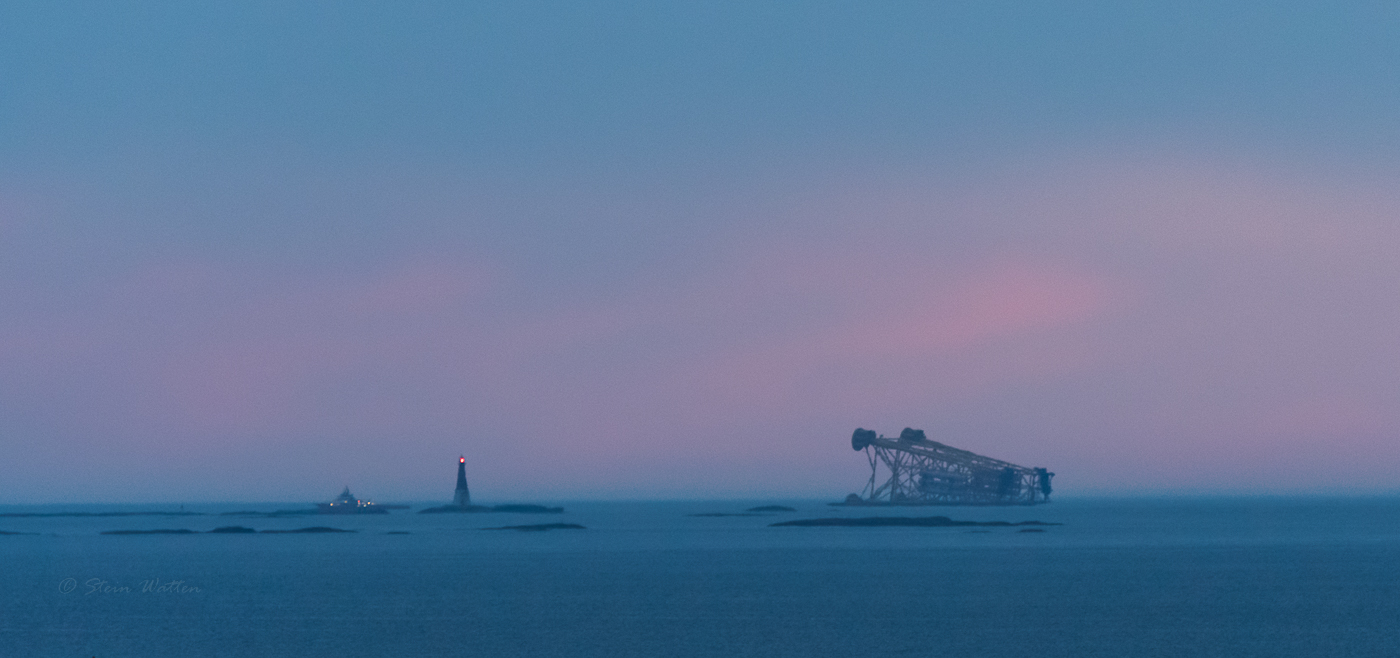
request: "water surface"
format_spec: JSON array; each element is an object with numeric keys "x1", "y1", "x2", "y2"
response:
[{"x1": 3, "y1": 497, "x2": 1397, "y2": 657}]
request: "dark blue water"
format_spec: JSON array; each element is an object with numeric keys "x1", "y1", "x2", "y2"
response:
[{"x1": 3, "y1": 497, "x2": 1399, "y2": 657}]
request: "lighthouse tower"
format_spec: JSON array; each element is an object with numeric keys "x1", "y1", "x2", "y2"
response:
[{"x1": 453, "y1": 456, "x2": 471, "y2": 507}]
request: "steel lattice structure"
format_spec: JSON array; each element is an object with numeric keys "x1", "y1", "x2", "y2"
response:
[{"x1": 843, "y1": 428, "x2": 1053, "y2": 506}]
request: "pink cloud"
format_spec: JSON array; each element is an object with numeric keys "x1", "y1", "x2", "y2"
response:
[
  {"x1": 11, "y1": 146, "x2": 1400, "y2": 500},
  {"x1": 831, "y1": 258, "x2": 1111, "y2": 358},
  {"x1": 656, "y1": 257, "x2": 1115, "y2": 424}
]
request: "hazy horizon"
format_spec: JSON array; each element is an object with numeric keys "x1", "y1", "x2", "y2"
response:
[
  {"x1": 10, "y1": 490, "x2": 1400, "y2": 508},
  {"x1": 5, "y1": 3, "x2": 1400, "y2": 504}
]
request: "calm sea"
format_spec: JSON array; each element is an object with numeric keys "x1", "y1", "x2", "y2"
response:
[{"x1": 2, "y1": 497, "x2": 1398, "y2": 657}]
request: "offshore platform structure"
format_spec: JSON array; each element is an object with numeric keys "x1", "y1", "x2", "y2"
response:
[{"x1": 844, "y1": 428, "x2": 1053, "y2": 506}]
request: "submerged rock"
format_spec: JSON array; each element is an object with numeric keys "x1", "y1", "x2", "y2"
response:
[
  {"x1": 2, "y1": 511, "x2": 204, "y2": 518},
  {"x1": 259, "y1": 526, "x2": 356, "y2": 534},
  {"x1": 419, "y1": 504, "x2": 564, "y2": 514},
  {"x1": 770, "y1": 516, "x2": 1059, "y2": 528},
  {"x1": 418, "y1": 504, "x2": 491, "y2": 514},
  {"x1": 490, "y1": 504, "x2": 564, "y2": 514},
  {"x1": 100, "y1": 529, "x2": 197, "y2": 535},
  {"x1": 482, "y1": 523, "x2": 585, "y2": 532},
  {"x1": 219, "y1": 510, "x2": 317, "y2": 517}
]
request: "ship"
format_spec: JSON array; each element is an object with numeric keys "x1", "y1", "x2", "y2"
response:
[{"x1": 316, "y1": 487, "x2": 389, "y2": 514}]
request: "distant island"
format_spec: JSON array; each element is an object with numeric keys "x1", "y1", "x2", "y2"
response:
[
  {"x1": 100, "y1": 529, "x2": 198, "y2": 535},
  {"x1": 219, "y1": 510, "x2": 318, "y2": 518},
  {"x1": 100, "y1": 526, "x2": 356, "y2": 535},
  {"x1": 419, "y1": 503, "x2": 563, "y2": 514},
  {"x1": 260, "y1": 526, "x2": 356, "y2": 534},
  {"x1": 1, "y1": 511, "x2": 204, "y2": 518},
  {"x1": 688, "y1": 504, "x2": 798, "y2": 517},
  {"x1": 771, "y1": 516, "x2": 1059, "y2": 528},
  {"x1": 419, "y1": 457, "x2": 563, "y2": 514},
  {"x1": 482, "y1": 523, "x2": 584, "y2": 532}
]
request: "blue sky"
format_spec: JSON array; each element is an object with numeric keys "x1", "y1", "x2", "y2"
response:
[{"x1": 3, "y1": 2, "x2": 1400, "y2": 503}]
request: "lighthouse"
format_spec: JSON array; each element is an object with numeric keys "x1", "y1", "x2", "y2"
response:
[{"x1": 453, "y1": 456, "x2": 471, "y2": 507}]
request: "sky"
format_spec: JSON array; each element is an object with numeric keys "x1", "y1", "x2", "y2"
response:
[{"x1": 3, "y1": 2, "x2": 1400, "y2": 503}]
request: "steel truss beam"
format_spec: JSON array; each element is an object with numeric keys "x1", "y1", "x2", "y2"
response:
[{"x1": 848, "y1": 428, "x2": 1053, "y2": 506}]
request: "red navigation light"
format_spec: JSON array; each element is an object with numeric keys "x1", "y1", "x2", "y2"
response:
[{"x1": 459, "y1": 457, "x2": 465, "y2": 463}]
